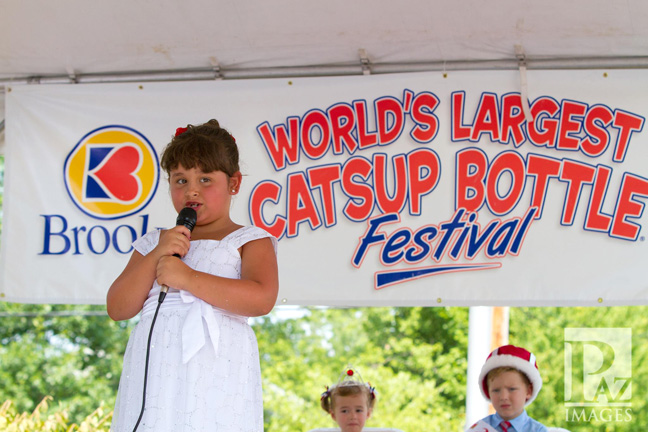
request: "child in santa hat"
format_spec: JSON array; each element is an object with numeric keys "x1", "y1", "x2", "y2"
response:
[{"x1": 467, "y1": 344, "x2": 548, "y2": 432}]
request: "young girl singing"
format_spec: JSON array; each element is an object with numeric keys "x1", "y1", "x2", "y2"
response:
[{"x1": 107, "y1": 119, "x2": 278, "y2": 432}]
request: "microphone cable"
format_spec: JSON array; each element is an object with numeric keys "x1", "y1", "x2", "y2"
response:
[
  {"x1": 131, "y1": 207, "x2": 196, "y2": 432},
  {"x1": 131, "y1": 287, "x2": 168, "y2": 432}
]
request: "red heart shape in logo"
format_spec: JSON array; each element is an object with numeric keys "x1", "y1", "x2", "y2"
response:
[{"x1": 93, "y1": 146, "x2": 141, "y2": 201}]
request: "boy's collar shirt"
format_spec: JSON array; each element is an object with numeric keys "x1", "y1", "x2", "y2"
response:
[{"x1": 481, "y1": 411, "x2": 548, "y2": 432}]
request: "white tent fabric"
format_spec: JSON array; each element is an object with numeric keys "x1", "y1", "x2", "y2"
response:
[
  {"x1": 2, "y1": 0, "x2": 648, "y2": 80},
  {"x1": 2, "y1": 0, "x2": 648, "y2": 150}
]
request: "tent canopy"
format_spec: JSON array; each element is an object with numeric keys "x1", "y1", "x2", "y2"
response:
[
  {"x1": 2, "y1": 0, "x2": 648, "y2": 150},
  {"x1": 2, "y1": 0, "x2": 648, "y2": 82}
]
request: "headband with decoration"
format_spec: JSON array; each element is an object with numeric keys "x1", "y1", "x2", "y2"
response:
[
  {"x1": 321, "y1": 366, "x2": 376, "y2": 401},
  {"x1": 174, "y1": 125, "x2": 236, "y2": 142}
]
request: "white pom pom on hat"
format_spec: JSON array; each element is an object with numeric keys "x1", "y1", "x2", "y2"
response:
[{"x1": 479, "y1": 344, "x2": 542, "y2": 406}]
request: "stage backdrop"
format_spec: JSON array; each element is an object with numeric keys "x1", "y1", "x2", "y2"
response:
[{"x1": 1, "y1": 70, "x2": 647, "y2": 306}]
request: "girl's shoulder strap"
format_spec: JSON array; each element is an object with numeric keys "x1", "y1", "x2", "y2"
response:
[
  {"x1": 226, "y1": 226, "x2": 278, "y2": 254},
  {"x1": 132, "y1": 229, "x2": 161, "y2": 256}
]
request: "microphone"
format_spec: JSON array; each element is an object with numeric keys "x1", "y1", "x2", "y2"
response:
[{"x1": 159, "y1": 207, "x2": 198, "y2": 302}]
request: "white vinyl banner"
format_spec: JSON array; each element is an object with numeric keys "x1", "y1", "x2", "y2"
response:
[{"x1": 1, "y1": 70, "x2": 648, "y2": 306}]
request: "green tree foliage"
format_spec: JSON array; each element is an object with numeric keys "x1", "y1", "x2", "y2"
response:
[
  {"x1": 256, "y1": 305, "x2": 648, "y2": 431},
  {"x1": 0, "y1": 303, "x2": 134, "y2": 423},
  {"x1": 0, "y1": 396, "x2": 111, "y2": 431},
  {"x1": 254, "y1": 306, "x2": 470, "y2": 431}
]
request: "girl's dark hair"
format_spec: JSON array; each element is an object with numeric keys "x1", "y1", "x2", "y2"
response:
[
  {"x1": 320, "y1": 382, "x2": 376, "y2": 413},
  {"x1": 160, "y1": 119, "x2": 239, "y2": 176}
]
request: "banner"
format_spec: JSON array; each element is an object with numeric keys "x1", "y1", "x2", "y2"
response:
[{"x1": 1, "y1": 70, "x2": 647, "y2": 305}]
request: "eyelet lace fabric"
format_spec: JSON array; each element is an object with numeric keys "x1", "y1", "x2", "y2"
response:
[{"x1": 111, "y1": 226, "x2": 277, "y2": 432}]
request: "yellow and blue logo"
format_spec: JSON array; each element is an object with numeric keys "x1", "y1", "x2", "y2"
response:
[{"x1": 64, "y1": 125, "x2": 159, "y2": 220}]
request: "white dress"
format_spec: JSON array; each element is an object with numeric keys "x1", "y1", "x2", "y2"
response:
[{"x1": 111, "y1": 226, "x2": 277, "y2": 432}]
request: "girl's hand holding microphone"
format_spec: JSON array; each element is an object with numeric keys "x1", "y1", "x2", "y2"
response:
[
  {"x1": 156, "y1": 224, "x2": 191, "y2": 259},
  {"x1": 155, "y1": 225, "x2": 192, "y2": 294},
  {"x1": 156, "y1": 253, "x2": 194, "y2": 292}
]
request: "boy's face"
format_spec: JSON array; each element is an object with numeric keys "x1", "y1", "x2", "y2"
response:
[
  {"x1": 487, "y1": 370, "x2": 532, "y2": 421},
  {"x1": 330, "y1": 393, "x2": 371, "y2": 432}
]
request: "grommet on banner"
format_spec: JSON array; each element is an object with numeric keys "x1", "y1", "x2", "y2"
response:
[
  {"x1": 359, "y1": 48, "x2": 371, "y2": 75},
  {"x1": 66, "y1": 67, "x2": 78, "y2": 84},
  {"x1": 210, "y1": 57, "x2": 223, "y2": 80},
  {"x1": 515, "y1": 45, "x2": 533, "y2": 123}
]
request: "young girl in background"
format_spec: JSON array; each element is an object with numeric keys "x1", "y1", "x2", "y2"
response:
[
  {"x1": 320, "y1": 367, "x2": 377, "y2": 432},
  {"x1": 107, "y1": 119, "x2": 278, "y2": 432}
]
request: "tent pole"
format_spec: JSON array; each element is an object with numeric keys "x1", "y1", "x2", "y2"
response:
[
  {"x1": 465, "y1": 306, "x2": 510, "y2": 428},
  {"x1": 465, "y1": 306, "x2": 493, "y2": 428},
  {"x1": 2, "y1": 56, "x2": 648, "y2": 89}
]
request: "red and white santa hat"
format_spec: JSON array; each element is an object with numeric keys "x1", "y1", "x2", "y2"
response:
[{"x1": 478, "y1": 344, "x2": 542, "y2": 406}]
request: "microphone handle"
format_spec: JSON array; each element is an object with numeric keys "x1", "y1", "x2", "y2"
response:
[
  {"x1": 161, "y1": 207, "x2": 197, "y2": 299},
  {"x1": 159, "y1": 253, "x2": 182, "y2": 299}
]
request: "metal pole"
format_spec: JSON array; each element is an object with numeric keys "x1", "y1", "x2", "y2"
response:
[{"x1": 465, "y1": 306, "x2": 494, "y2": 428}]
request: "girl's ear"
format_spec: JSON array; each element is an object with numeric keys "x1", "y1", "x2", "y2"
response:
[
  {"x1": 367, "y1": 408, "x2": 372, "y2": 419},
  {"x1": 229, "y1": 171, "x2": 242, "y2": 194},
  {"x1": 330, "y1": 411, "x2": 337, "y2": 421}
]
